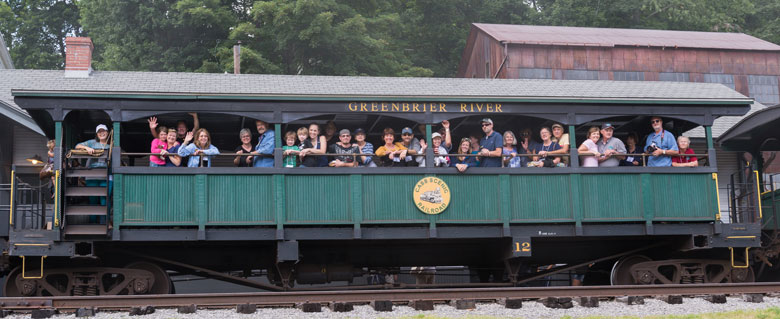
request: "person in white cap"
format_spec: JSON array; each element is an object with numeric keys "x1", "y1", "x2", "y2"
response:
[
  {"x1": 75, "y1": 124, "x2": 111, "y2": 166},
  {"x1": 431, "y1": 132, "x2": 449, "y2": 167},
  {"x1": 75, "y1": 124, "x2": 112, "y2": 206}
]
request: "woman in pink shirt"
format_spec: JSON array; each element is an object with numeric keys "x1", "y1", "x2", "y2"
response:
[
  {"x1": 150, "y1": 126, "x2": 168, "y2": 167},
  {"x1": 578, "y1": 126, "x2": 601, "y2": 167}
]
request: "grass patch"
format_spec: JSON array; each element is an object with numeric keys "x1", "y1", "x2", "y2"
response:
[
  {"x1": 577, "y1": 306, "x2": 780, "y2": 319},
  {"x1": 386, "y1": 307, "x2": 780, "y2": 319}
]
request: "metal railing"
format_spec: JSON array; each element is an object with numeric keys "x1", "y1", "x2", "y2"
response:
[
  {"x1": 723, "y1": 170, "x2": 763, "y2": 224},
  {"x1": 760, "y1": 173, "x2": 780, "y2": 230},
  {"x1": 120, "y1": 151, "x2": 709, "y2": 168},
  {"x1": 3, "y1": 174, "x2": 52, "y2": 231}
]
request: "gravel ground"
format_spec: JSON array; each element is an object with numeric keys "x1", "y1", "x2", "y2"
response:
[{"x1": 8, "y1": 296, "x2": 780, "y2": 319}]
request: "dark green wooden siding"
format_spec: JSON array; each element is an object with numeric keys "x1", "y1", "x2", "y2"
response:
[
  {"x1": 114, "y1": 173, "x2": 717, "y2": 227},
  {"x1": 581, "y1": 174, "x2": 644, "y2": 220},
  {"x1": 509, "y1": 175, "x2": 572, "y2": 221},
  {"x1": 207, "y1": 175, "x2": 274, "y2": 224},
  {"x1": 122, "y1": 175, "x2": 196, "y2": 224}
]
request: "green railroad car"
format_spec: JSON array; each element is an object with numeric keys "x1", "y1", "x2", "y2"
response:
[{"x1": 2, "y1": 71, "x2": 763, "y2": 296}]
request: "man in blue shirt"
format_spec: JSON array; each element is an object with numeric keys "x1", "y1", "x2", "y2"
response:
[
  {"x1": 478, "y1": 118, "x2": 503, "y2": 167},
  {"x1": 253, "y1": 120, "x2": 275, "y2": 167},
  {"x1": 644, "y1": 117, "x2": 678, "y2": 167}
]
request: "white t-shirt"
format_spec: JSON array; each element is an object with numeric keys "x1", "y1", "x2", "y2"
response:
[{"x1": 580, "y1": 139, "x2": 599, "y2": 167}]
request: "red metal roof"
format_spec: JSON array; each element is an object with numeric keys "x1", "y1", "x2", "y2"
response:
[{"x1": 473, "y1": 24, "x2": 780, "y2": 51}]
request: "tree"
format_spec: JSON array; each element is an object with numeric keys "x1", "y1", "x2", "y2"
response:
[
  {"x1": 246, "y1": 0, "x2": 431, "y2": 76},
  {"x1": 532, "y1": 0, "x2": 755, "y2": 32},
  {"x1": 0, "y1": 0, "x2": 82, "y2": 69},
  {"x1": 400, "y1": 0, "x2": 534, "y2": 77},
  {"x1": 79, "y1": 0, "x2": 236, "y2": 72},
  {"x1": 745, "y1": 0, "x2": 780, "y2": 45}
]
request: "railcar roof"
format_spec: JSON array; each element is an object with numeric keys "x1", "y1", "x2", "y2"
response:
[
  {"x1": 718, "y1": 104, "x2": 780, "y2": 151},
  {"x1": 4, "y1": 69, "x2": 751, "y2": 104}
]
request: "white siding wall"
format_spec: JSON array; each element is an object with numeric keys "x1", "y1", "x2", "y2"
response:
[
  {"x1": 691, "y1": 138, "x2": 740, "y2": 223},
  {"x1": 12, "y1": 125, "x2": 48, "y2": 167}
]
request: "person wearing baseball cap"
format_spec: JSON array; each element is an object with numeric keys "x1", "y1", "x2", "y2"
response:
[
  {"x1": 430, "y1": 132, "x2": 449, "y2": 167},
  {"x1": 478, "y1": 118, "x2": 503, "y2": 167},
  {"x1": 75, "y1": 124, "x2": 110, "y2": 159},
  {"x1": 645, "y1": 117, "x2": 679, "y2": 167},
  {"x1": 327, "y1": 129, "x2": 360, "y2": 167},
  {"x1": 74, "y1": 124, "x2": 112, "y2": 206},
  {"x1": 352, "y1": 128, "x2": 376, "y2": 167},
  {"x1": 400, "y1": 127, "x2": 424, "y2": 167},
  {"x1": 550, "y1": 123, "x2": 570, "y2": 166},
  {"x1": 596, "y1": 123, "x2": 626, "y2": 167}
]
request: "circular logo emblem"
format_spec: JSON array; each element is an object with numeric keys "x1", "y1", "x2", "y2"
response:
[{"x1": 413, "y1": 177, "x2": 451, "y2": 215}]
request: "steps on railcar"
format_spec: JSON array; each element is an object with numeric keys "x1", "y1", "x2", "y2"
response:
[
  {"x1": 65, "y1": 168, "x2": 107, "y2": 178},
  {"x1": 64, "y1": 205, "x2": 107, "y2": 216},
  {"x1": 63, "y1": 225, "x2": 107, "y2": 236},
  {"x1": 62, "y1": 166, "x2": 109, "y2": 237},
  {"x1": 65, "y1": 187, "x2": 107, "y2": 197}
]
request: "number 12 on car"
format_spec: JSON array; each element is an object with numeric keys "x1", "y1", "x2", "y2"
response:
[{"x1": 511, "y1": 237, "x2": 532, "y2": 257}]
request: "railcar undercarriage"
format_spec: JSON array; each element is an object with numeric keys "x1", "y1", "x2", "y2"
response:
[{"x1": 0, "y1": 236, "x2": 758, "y2": 296}]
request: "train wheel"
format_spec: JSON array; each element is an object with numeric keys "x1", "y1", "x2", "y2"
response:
[
  {"x1": 731, "y1": 267, "x2": 755, "y2": 283},
  {"x1": 2, "y1": 267, "x2": 23, "y2": 297},
  {"x1": 125, "y1": 262, "x2": 173, "y2": 294},
  {"x1": 610, "y1": 255, "x2": 651, "y2": 285}
]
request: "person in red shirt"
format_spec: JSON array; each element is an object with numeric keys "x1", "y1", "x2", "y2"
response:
[{"x1": 672, "y1": 136, "x2": 698, "y2": 167}]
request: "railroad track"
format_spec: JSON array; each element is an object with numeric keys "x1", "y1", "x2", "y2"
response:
[{"x1": 1, "y1": 283, "x2": 780, "y2": 311}]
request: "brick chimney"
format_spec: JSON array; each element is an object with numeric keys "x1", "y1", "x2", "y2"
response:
[{"x1": 64, "y1": 37, "x2": 93, "y2": 77}]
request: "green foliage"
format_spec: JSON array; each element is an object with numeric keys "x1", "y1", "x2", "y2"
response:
[
  {"x1": 79, "y1": 0, "x2": 236, "y2": 72},
  {"x1": 1, "y1": 0, "x2": 778, "y2": 75},
  {"x1": 0, "y1": 0, "x2": 82, "y2": 69}
]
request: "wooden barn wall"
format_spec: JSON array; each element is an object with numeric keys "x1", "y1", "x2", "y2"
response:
[
  {"x1": 460, "y1": 31, "x2": 505, "y2": 79},
  {"x1": 497, "y1": 45, "x2": 780, "y2": 106}
]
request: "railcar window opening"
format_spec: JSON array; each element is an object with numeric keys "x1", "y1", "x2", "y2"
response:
[
  {"x1": 62, "y1": 110, "x2": 112, "y2": 152},
  {"x1": 284, "y1": 114, "x2": 422, "y2": 168},
  {"x1": 118, "y1": 112, "x2": 266, "y2": 167},
  {"x1": 110, "y1": 113, "x2": 711, "y2": 169},
  {"x1": 573, "y1": 115, "x2": 709, "y2": 167}
]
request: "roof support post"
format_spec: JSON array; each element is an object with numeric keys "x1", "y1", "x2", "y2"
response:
[
  {"x1": 705, "y1": 126, "x2": 718, "y2": 169},
  {"x1": 425, "y1": 124, "x2": 433, "y2": 168},
  {"x1": 568, "y1": 125, "x2": 579, "y2": 168},
  {"x1": 274, "y1": 123, "x2": 282, "y2": 169}
]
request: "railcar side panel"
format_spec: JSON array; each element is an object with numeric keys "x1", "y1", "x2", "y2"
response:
[
  {"x1": 285, "y1": 175, "x2": 352, "y2": 223},
  {"x1": 651, "y1": 174, "x2": 715, "y2": 220},
  {"x1": 113, "y1": 173, "x2": 718, "y2": 227},
  {"x1": 437, "y1": 175, "x2": 501, "y2": 222},
  {"x1": 122, "y1": 174, "x2": 196, "y2": 224},
  {"x1": 510, "y1": 174, "x2": 573, "y2": 222},
  {"x1": 361, "y1": 175, "x2": 426, "y2": 223},
  {"x1": 581, "y1": 174, "x2": 644, "y2": 221},
  {"x1": 207, "y1": 175, "x2": 274, "y2": 224}
]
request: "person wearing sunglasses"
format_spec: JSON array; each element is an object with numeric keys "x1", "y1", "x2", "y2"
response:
[
  {"x1": 644, "y1": 117, "x2": 678, "y2": 167},
  {"x1": 478, "y1": 118, "x2": 503, "y2": 167},
  {"x1": 327, "y1": 129, "x2": 360, "y2": 167}
]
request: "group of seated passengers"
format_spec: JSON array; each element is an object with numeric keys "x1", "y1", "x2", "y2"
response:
[{"x1": 102, "y1": 114, "x2": 698, "y2": 169}]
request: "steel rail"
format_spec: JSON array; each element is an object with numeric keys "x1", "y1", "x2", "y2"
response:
[{"x1": 2, "y1": 283, "x2": 780, "y2": 310}]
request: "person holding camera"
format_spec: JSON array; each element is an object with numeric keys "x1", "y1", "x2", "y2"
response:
[
  {"x1": 644, "y1": 117, "x2": 679, "y2": 167},
  {"x1": 596, "y1": 123, "x2": 626, "y2": 167}
]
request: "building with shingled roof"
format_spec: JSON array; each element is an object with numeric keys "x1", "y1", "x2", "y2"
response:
[
  {"x1": 0, "y1": 33, "x2": 48, "y2": 196},
  {"x1": 458, "y1": 24, "x2": 780, "y2": 214}
]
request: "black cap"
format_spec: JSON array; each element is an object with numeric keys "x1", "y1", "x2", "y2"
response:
[
  {"x1": 601, "y1": 123, "x2": 615, "y2": 130},
  {"x1": 353, "y1": 128, "x2": 366, "y2": 135}
]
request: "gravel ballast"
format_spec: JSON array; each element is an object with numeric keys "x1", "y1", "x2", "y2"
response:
[{"x1": 7, "y1": 296, "x2": 780, "y2": 319}]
